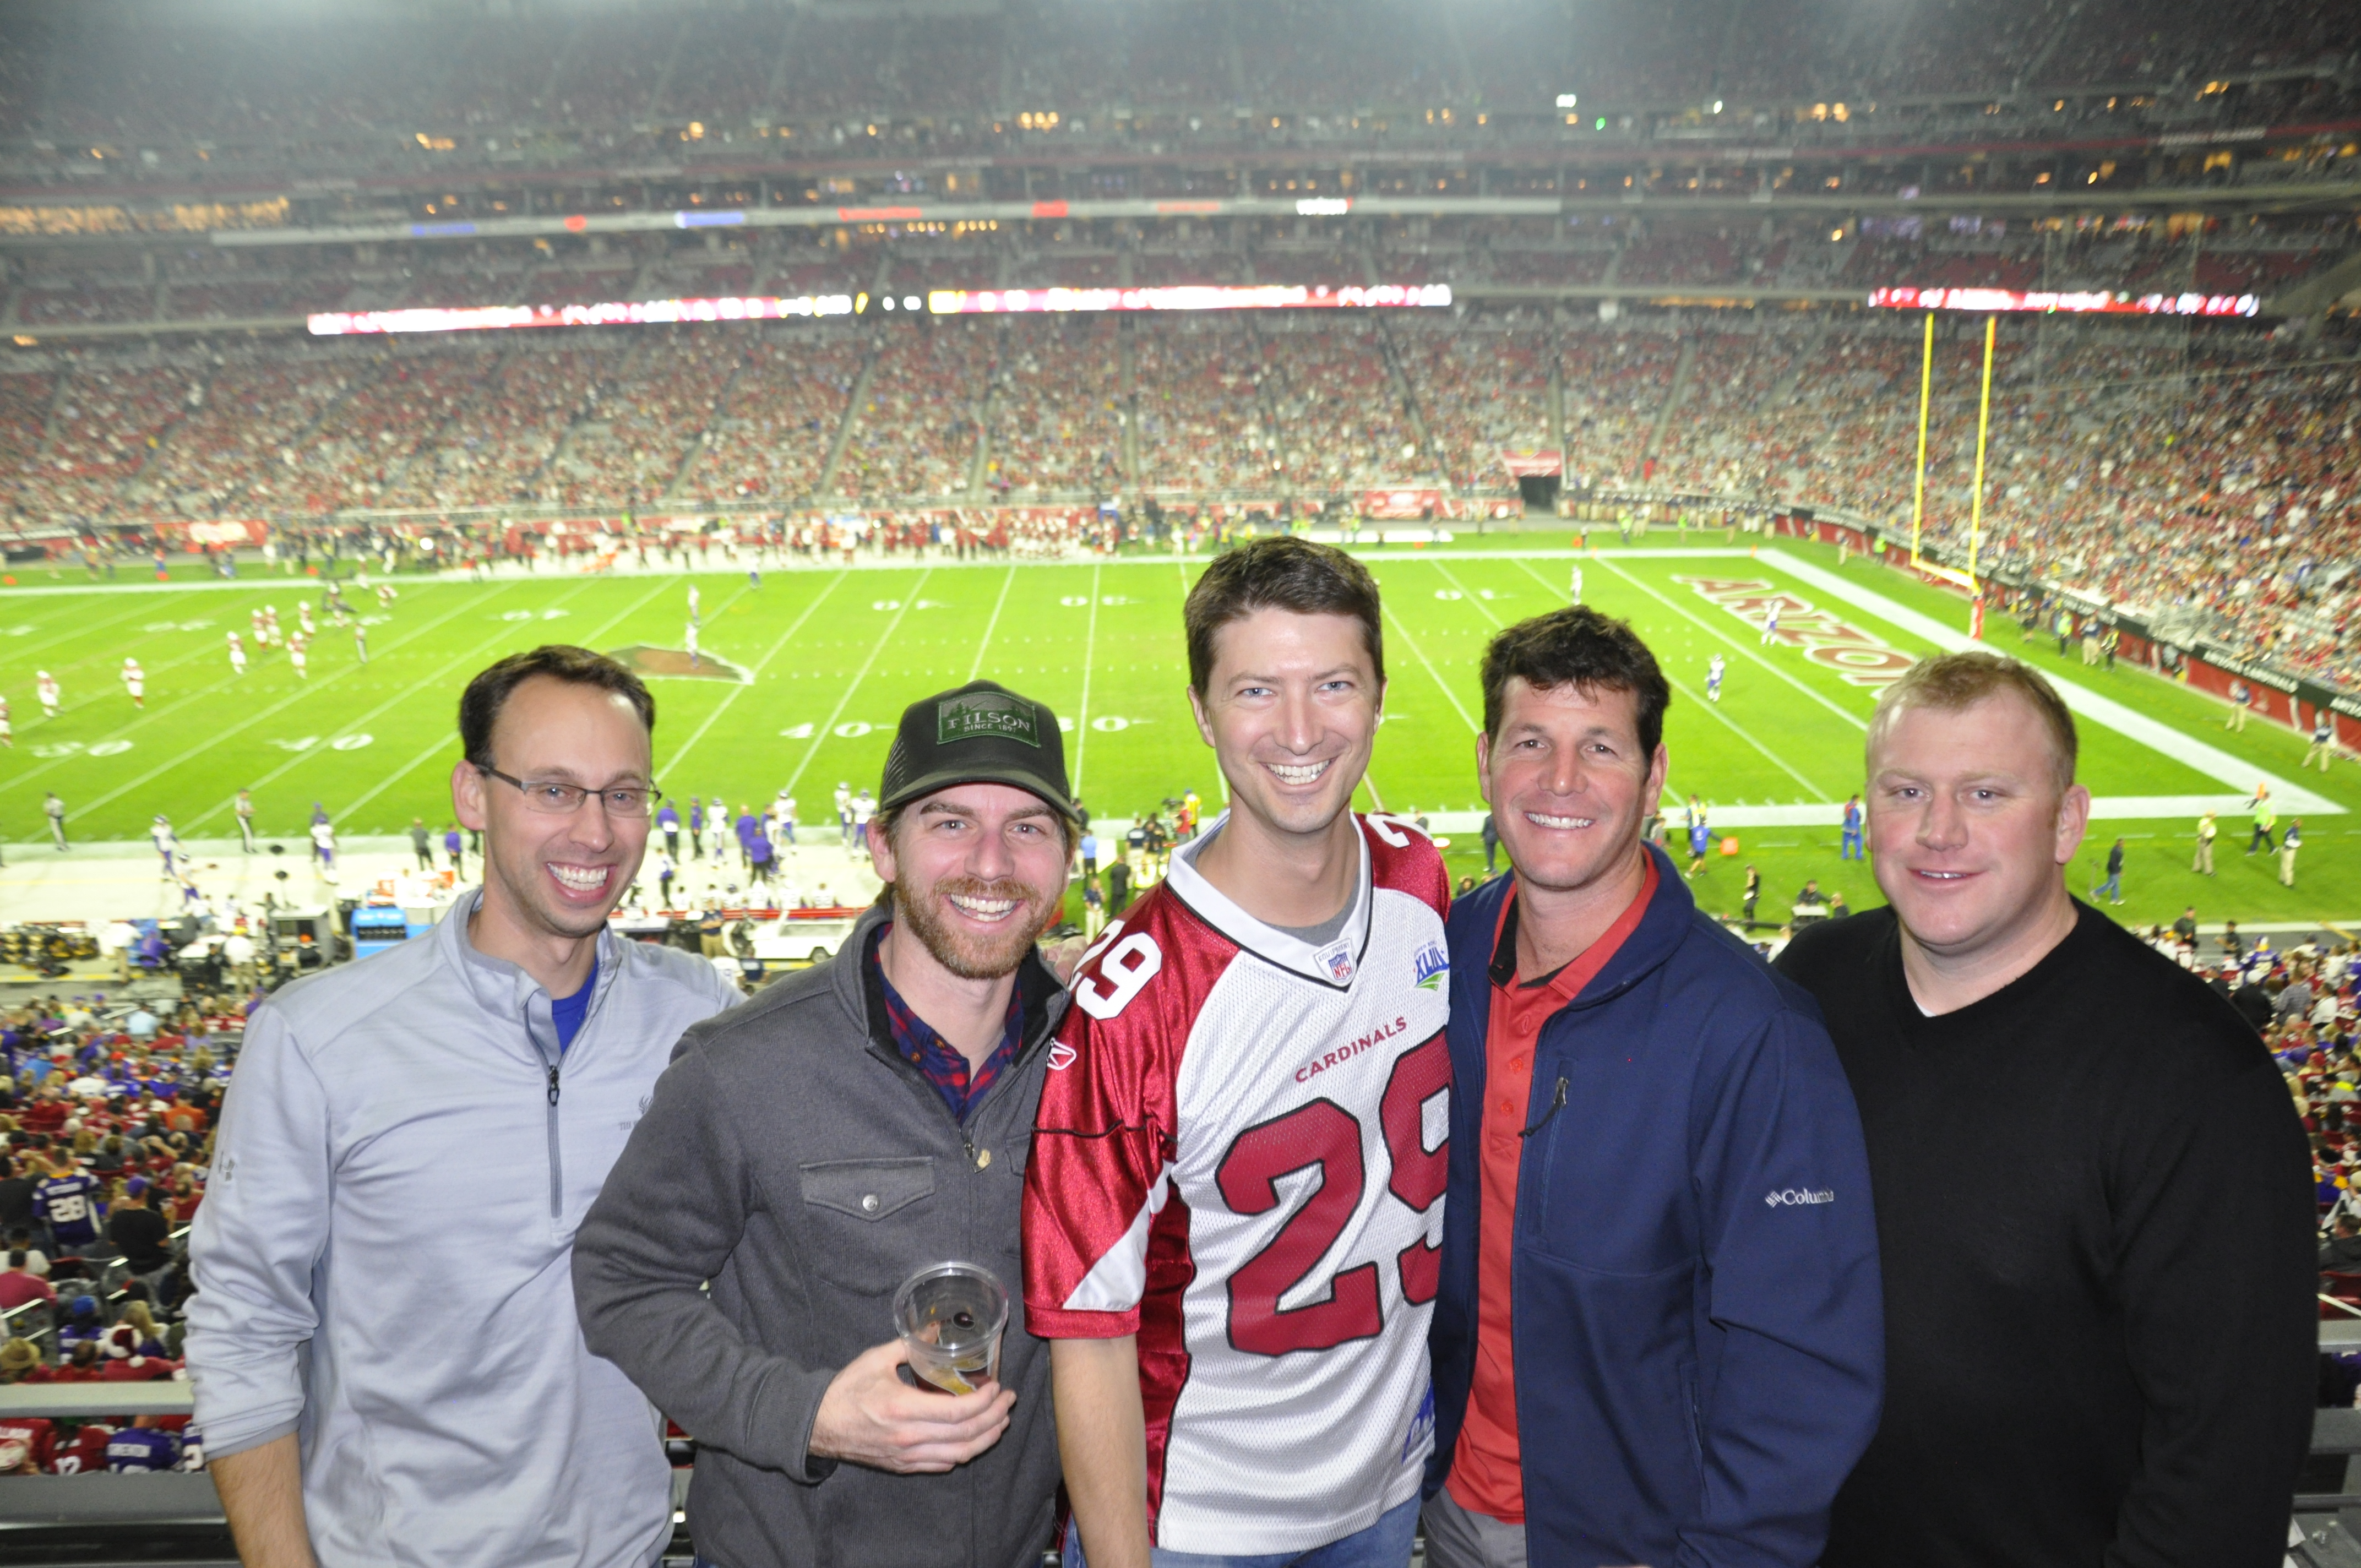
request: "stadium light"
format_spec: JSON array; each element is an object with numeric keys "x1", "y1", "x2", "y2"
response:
[{"x1": 1555, "y1": 93, "x2": 1577, "y2": 108}]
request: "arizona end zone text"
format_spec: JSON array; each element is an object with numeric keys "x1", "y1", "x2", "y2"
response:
[{"x1": 1677, "y1": 577, "x2": 1922, "y2": 687}]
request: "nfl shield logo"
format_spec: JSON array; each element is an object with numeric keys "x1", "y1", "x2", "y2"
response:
[{"x1": 1319, "y1": 943, "x2": 1355, "y2": 984}]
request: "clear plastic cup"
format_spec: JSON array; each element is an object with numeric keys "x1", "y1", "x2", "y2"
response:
[{"x1": 893, "y1": 1262, "x2": 1009, "y2": 1396}]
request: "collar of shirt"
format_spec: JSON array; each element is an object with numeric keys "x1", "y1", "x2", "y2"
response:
[
  {"x1": 867, "y1": 923, "x2": 1023, "y2": 1124},
  {"x1": 1488, "y1": 853, "x2": 1662, "y2": 999}
]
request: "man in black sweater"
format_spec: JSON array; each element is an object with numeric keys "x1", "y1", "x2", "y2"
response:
[{"x1": 1776, "y1": 651, "x2": 2315, "y2": 1568}]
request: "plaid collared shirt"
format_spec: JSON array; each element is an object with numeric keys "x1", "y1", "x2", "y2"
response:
[{"x1": 872, "y1": 923, "x2": 1022, "y2": 1123}]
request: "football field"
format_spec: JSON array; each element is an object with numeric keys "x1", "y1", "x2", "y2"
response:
[{"x1": 0, "y1": 535, "x2": 2352, "y2": 931}]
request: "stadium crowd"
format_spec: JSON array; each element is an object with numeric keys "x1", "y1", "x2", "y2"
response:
[{"x1": 0, "y1": 984, "x2": 243, "y2": 1476}]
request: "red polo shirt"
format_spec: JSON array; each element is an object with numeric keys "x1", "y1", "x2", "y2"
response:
[{"x1": 1446, "y1": 857, "x2": 1658, "y2": 1523}]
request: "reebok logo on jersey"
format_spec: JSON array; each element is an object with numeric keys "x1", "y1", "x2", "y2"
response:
[
  {"x1": 1296, "y1": 1015, "x2": 1407, "y2": 1084},
  {"x1": 1412, "y1": 942, "x2": 1449, "y2": 992},
  {"x1": 1048, "y1": 1042, "x2": 1078, "y2": 1071},
  {"x1": 1765, "y1": 1187, "x2": 1836, "y2": 1207}
]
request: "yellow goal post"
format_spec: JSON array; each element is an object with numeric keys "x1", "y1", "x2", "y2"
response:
[{"x1": 1906, "y1": 311, "x2": 1995, "y2": 599}]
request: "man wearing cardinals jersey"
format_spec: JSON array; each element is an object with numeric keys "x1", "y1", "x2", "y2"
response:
[{"x1": 1028, "y1": 537, "x2": 1451, "y2": 1568}]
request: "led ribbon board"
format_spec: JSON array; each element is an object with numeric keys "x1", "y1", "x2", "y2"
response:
[
  {"x1": 308, "y1": 294, "x2": 858, "y2": 336},
  {"x1": 1868, "y1": 286, "x2": 2260, "y2": 317},
  {"x1": 926, "y1": 284, "x2": 1453, "y2": 314},
  {"x1": 307, "y1": 283, "x2": 1451, "y2": 335}
]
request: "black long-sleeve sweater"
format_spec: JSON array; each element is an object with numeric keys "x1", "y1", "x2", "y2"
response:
[{"x1": 1776, "y1": 901, "x2": 2315, "y2": 1568}]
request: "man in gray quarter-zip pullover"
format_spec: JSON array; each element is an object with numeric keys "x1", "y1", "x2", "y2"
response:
[
  {"x1": 575, "y1": 680, "x2": 1080, "y2": 1568},
  {"x1": 188, "y1": 646, "x2": 741, "y2": 1568}
]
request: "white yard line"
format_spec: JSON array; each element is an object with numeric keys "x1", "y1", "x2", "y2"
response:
[
  {"x1": 674, "y1": 569, "x2": 857, "y2": 779},
  {"x1": 331, "y1": 575, "x2": 681, "y2": 823},
  {"x1": 0, "y1": 591, "x2": 332, "y2": 796},
  {"x1": 58, "y1": 581, "x2": 515, "y2": 819},
  {"x1": 966, "y1": 567, "x2": 1016, "y2": 683},
  {"x1": 1758, "y1": 547, "x2": 2342, "y2": 815},
  {"x1": 1548, "y1": 557, "x2": 1870, "y2": 732},
  {"x1": 1072, "y1": 564, "x2": 1103, "y2": 793},
  {"x1": 1, "y1": 594, "x2": 177, "y2": 665},
  {"x1": 192, "y1": 578, "x2": 612, "y2": 828},
  {"x1": 1666, "y1": 668, "x2": 1830, "y2": 799},
  {"x1": 1428, "y1": 560, "x2": 1501, "y2": 627},
  {"x1": 1379, "y1": 601, "x2": 1479, "y2": 733},
  {"x1": 1449, "y1": 556, "x2": 1831, "y2": 798},
  {"x1": 779, "y1": 570, "x2": 929, "y2": 794}
]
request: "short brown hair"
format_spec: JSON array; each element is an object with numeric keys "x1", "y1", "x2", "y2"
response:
[
  {"x1": 1479, "y1": 606, "x2": 1671, "y2": 754},
  {"x1": 458, "y1": 646, "x2": 655, "y2": 769},
  {"x1": 1184, "y1": 537, "x2": 1383, "y2": 694},
  {"x1": 1868, "y1": 651, "x2": 2077, "y2": 793},
  {"x1": 864, "y1": 799, "x2": 1078, "y2": 908}
]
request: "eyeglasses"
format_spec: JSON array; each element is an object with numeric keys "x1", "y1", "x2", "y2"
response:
[{"x1": 477, "y1": 765, "x2": 662, "y2": 818}]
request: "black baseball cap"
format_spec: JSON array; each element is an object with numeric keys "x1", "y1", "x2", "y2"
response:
[{"x1": 878, "y1": 680, "x2": 1081, "y2": 822}]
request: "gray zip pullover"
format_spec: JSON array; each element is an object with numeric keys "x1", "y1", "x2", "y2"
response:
[
  {"x1": 573, "y1": 905, "x2": 1068, "y2": 1568},
  {"x1": 187, "y1": 894, "x2": 742, "y2": 1567}
]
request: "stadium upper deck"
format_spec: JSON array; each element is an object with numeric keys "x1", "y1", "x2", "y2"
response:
[
  {"x1": 0, "y1": 0, "x2": 2355, "y2": 217},
  {"x1": 0, "y1": 0, "x2": 2351, "y2": 342},
  {"x1": 0, "y1": 0, "x2": 2355, "y2": 698}
]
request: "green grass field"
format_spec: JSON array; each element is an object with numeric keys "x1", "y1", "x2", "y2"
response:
[{"x1": 0, "y1": 535, "x2": 2353, "y2": 932}]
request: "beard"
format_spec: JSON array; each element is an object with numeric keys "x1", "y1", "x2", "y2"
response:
[{"x1": 893, "y1": 872, "x2": 1059, "y2": 980}]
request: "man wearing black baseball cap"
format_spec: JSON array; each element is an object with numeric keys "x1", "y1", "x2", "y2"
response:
[{"x1": 575, "y1": 679, "x2": 1080, "y2": 1568}]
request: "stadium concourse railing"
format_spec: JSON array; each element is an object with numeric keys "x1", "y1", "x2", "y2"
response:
[
  {"x1": 2, "y1": 1332, "x2": 2361, "y2": 1565},
  {"x1": 0, "y1": 1292, "x2": 2349, "y2": 1561}
]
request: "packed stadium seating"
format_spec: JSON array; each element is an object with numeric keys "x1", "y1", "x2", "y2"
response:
[{"x1": 0, "y1": 0, "x2": 2355, "y2": 703}]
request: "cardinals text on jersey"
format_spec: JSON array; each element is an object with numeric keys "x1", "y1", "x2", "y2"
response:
[{"x1": 1024, "y1": 812, "x2": 1451, "y2": 1556}]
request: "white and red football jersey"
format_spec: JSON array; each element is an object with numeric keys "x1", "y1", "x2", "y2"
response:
[
  {"x1": 1025, "y1": 811, "x2": 1452, "y2": 1556},
  {"x1": 0, "y1": 1418, "x2": 56, "y2": 1474}
]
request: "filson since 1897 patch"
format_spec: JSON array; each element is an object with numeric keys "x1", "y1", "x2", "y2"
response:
[{"x1": 938, "y1": 689, "x2": 1042, "y2": 747}]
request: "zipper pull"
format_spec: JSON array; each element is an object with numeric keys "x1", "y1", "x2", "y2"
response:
[
  {"x1": 547, "y1": 1064, "x2": 561, "y2": 1107},
  {"x1": 1519, "y1": 1077, "x2": 1568, "y2": 1140}
]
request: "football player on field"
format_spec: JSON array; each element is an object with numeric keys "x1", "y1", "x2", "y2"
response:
[{"x1": 1028, "y1": 537, "x2": 1451, "y2": 1568}]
